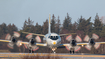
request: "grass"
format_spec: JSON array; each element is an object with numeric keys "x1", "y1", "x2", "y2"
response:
[
  {"x1": 22, "y1": 53, "x2": 60, "y2": 59},
  {"x1": 0, "y1": 50, "x2": 10, "y2": 52}
]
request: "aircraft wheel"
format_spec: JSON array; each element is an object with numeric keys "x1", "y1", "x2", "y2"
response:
[
  {"x1": 73, "y1": 51, "x2": 74, "y2": 54},
  {"x1": 32, "y1": 50, "x2": 34, "y2": 53},
  {"x1": 70, "y1": 50, "x2": 72, "y2": 54},
  {"x1": 29, "y1": 50, "x2": 31, "y2": 53}
]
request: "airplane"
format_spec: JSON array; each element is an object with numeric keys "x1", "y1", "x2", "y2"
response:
[
  {"x1": 21, "y1": 14, "x2": 105, "y2": 53},
  {"x1": 20, "y1": 14, "x2": 83, "y2": 53},
  {"x1": 0, "y1": 14, "x2": 105, "y2": 53}
]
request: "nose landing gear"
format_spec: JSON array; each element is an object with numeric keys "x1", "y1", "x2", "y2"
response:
[{"x1": 52, "y1": 48, "x2": 57, "y2": 53}]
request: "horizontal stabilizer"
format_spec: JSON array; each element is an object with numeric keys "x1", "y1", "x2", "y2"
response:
[
  {"x1": 59, "y1": 33, "x2": 76, "y2": 36},
  {"x1": 22, "y1": 32, "x2": 45, "y2": 37}
]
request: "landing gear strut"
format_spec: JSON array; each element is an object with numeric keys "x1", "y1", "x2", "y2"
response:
[
  {"x1": 29, "y1": 50, "x2": 34, "y2": 53},
  {"x1": 29, "y1": 47, "x2": 34, "y2": 53},
  {"x1": 70, "y1": 48, "x2": 74, "y2": 54},
  {"x1": 52, "y1": 48, "x2": 57, "y2": 53}
]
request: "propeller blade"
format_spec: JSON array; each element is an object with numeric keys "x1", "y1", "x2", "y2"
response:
[
  {"x1": 66, "y1": 35, "x2": 72, "y2": 41},
  {"x1": 74, "y1": 46, "x2": 81, "y2": 52},
  {"x1": 5, "y1": 34, "x2": 11, "y2": 40},
  {"x1": 13, "y1": 31, "x2": 20, "y2": 38},
  {"x1": 16, "y1": 40, "x2": 22, "y2": 47},
  {"x1": 92, "y1": 33, "x2": 99, "y2": 40},
  {"x1": 35, "y1": 36, "x2": 41, "y2": 42},
  {"x1": 7, "y1": 43, "x2": 14, "y2": 49},
  {"x1": 24, "y1": 44, "x2": 39, "y2": 51},
  {"x1": 24, "y1": 44, "x2": 28, "y2": 49},
  {"x1": 75, "y1": 35, "x2": 82, "y2": 42},
  {"x1": 94, "y1": 44, "x2": 100, "y2": 49},
  {"x1": 26, "y1": 33, "x2": 32, "y2": 40},
  {"x1": 84, "y1": 35, "x2": 90, "y2": 42},
  {"x1": 31, "y1": 45, "x2": 39, "y2": 51},
  {"x1": 65, "y1": 45, "x2": 72, "y2": 51},
  {"x1": 85, "y1": 44, "x2": 91, "y2": 50}
]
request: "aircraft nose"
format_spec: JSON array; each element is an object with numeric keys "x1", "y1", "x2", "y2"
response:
[{"x1": 52, "y1": 41, "x2": 56, "y2": 45}]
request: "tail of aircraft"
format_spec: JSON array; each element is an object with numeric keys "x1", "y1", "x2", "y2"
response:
[{"x1": 48, "y1": 14, "x2": 51, "y2": 34}]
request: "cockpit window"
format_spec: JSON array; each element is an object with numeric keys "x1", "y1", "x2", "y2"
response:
[{"x1": 49, "y1": 36, "x2": 59, "y2": 40}]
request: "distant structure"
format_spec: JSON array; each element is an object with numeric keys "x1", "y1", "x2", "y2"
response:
[
  {"x1": 95, "y1": 13, "x2": 105, "y2": 24},
  {"x1": 95, "y1": 13, "x2": 99, "y2": 20},
  {"x1": 100, "y1": 16, "x2": 105, "y2": 24}
]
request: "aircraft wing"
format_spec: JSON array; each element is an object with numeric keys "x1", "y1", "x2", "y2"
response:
[
  {"x1": 0, "y1": 39, "x2": 11, "y2": 42},
  {"x1": 22, "y1": 32, "x2": 45, "y2": 37},
  {"x1": 59, "y1": 33, "x2": 76, "y2": 36},
  {"x1": 0, "y1": 39, "x2": 47, "y2": 46},
  {"x1": 60, "y1": 42, "x2": 105, "y2": 46},
  {"x1": 21, "y1": 42, "x2": 47, "y2": 46},
  {"x1": 95, "y1": 42, "x2": 105, "y2": 44},
  {"x1": 35, "y1": 43, "x2": 47, "y2": 46}
]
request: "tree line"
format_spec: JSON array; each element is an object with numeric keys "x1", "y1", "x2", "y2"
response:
[{"x1": 0, "y1": 13, "x2": 105, "y2": 54}]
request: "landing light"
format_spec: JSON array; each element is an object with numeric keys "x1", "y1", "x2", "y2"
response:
[
  {"x1": 82, "y1": 45, "x2": 84, "y2": 47},
  {"x1": 53, "y1": 41, "x2": 56, "y2": 45},
  {"x1": 20, "y1": 43, "x2": 22, "y2": 46}
]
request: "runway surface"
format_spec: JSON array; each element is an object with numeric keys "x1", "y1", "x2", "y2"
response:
[{"x1": 0, "y1": 53, "x2": 105, "y2": 59}]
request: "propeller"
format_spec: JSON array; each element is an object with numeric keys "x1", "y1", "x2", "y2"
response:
[
  {"x1": 5, "y1": 31, "x2": 21, "y2": 49},
  {"x1": 24, "y1": 33, "x2": 41, "y2": 51},
  {"x1": 84, "y1": 33, "x2": 100, "y2": 50},
  {"x1": 66, "y1": 35, "x2": 82, "y2": 52}
]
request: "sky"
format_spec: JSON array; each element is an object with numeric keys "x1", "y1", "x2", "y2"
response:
[{"x1": 0, "y1": 0, "x2": 105, "y2": 29}]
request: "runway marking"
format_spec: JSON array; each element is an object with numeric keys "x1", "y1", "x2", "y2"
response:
[{"x1": 0, "y1": 53, "x2": 105, "y2": 58}]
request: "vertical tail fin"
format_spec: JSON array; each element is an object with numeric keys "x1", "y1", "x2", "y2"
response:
[{"x1": 48, "y1": 14, "x2": 51, "y2": 34}]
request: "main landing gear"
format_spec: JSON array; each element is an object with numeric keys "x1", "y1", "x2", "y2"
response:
[
  {"x1": 29, "y1": 49, "x2": 34, "y2": 53},
  {"x1": 70, "y1": 48, "x2": 74, "y2": 54},
  {"x1": 29, "y1": 47, "x2": 34, "y2": 53}
]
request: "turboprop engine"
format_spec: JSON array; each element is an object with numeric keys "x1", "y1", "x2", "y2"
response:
[
  {"x1": 24, "y1": 33, "x2": 41, "y2": 51},
  {"x1": 66, "y1": 35, "x2": 82, "y2": 52},
  {"x1": 89, "y1": 38, "x2": 95, "y2": 46},
  {"x1": 70, "y1": 39, "x2": 76, "y2": 47},
  {"x1": 5, "y1": 31, "x2": 22, "y2": 49},
  {"x1": 29, "y1": 38, "x2": 36, "y2": 46},
  {"x1": 84, "y1": 33, "x2": 100, "y2": 50}
]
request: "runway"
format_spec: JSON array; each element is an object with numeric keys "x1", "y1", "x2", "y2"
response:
[{"x1": 0, "y1": 53, "x2": 105, "y2": 59}]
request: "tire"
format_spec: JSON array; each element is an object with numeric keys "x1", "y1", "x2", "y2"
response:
[
  {"x1": 29, "y1": 50, "x2": 31, "y2": 53},
  {"x1": 73, "y1": 51, "x2": 74, "y2": 54},
  {"x1": 70, "y1": 51, "x2": 72, "y2": 54}
]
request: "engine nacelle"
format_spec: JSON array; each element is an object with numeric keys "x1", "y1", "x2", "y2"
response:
[
  {"x1": 24, "y1": 38, "x2": 39, "y2": 51},
  {"x1": 89, "y1": 38, "x2": 95, "y2": 46},
  {"x1": 29, "y1": 38, "x2": 36, "y2": 46},
  {"x1": 11, "y1": 36, "x2": 17, "y2": 43},
  {"x1": 70, "y1": 39, "x2": 76, "y2": 46},
  {"x1": 7, "y1": 36, "x2": 22, "y2": 49}
]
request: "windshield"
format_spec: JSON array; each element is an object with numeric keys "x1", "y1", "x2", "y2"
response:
[{"x1": 49, "y1": 36, "x2": 58, "y2": 40}]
